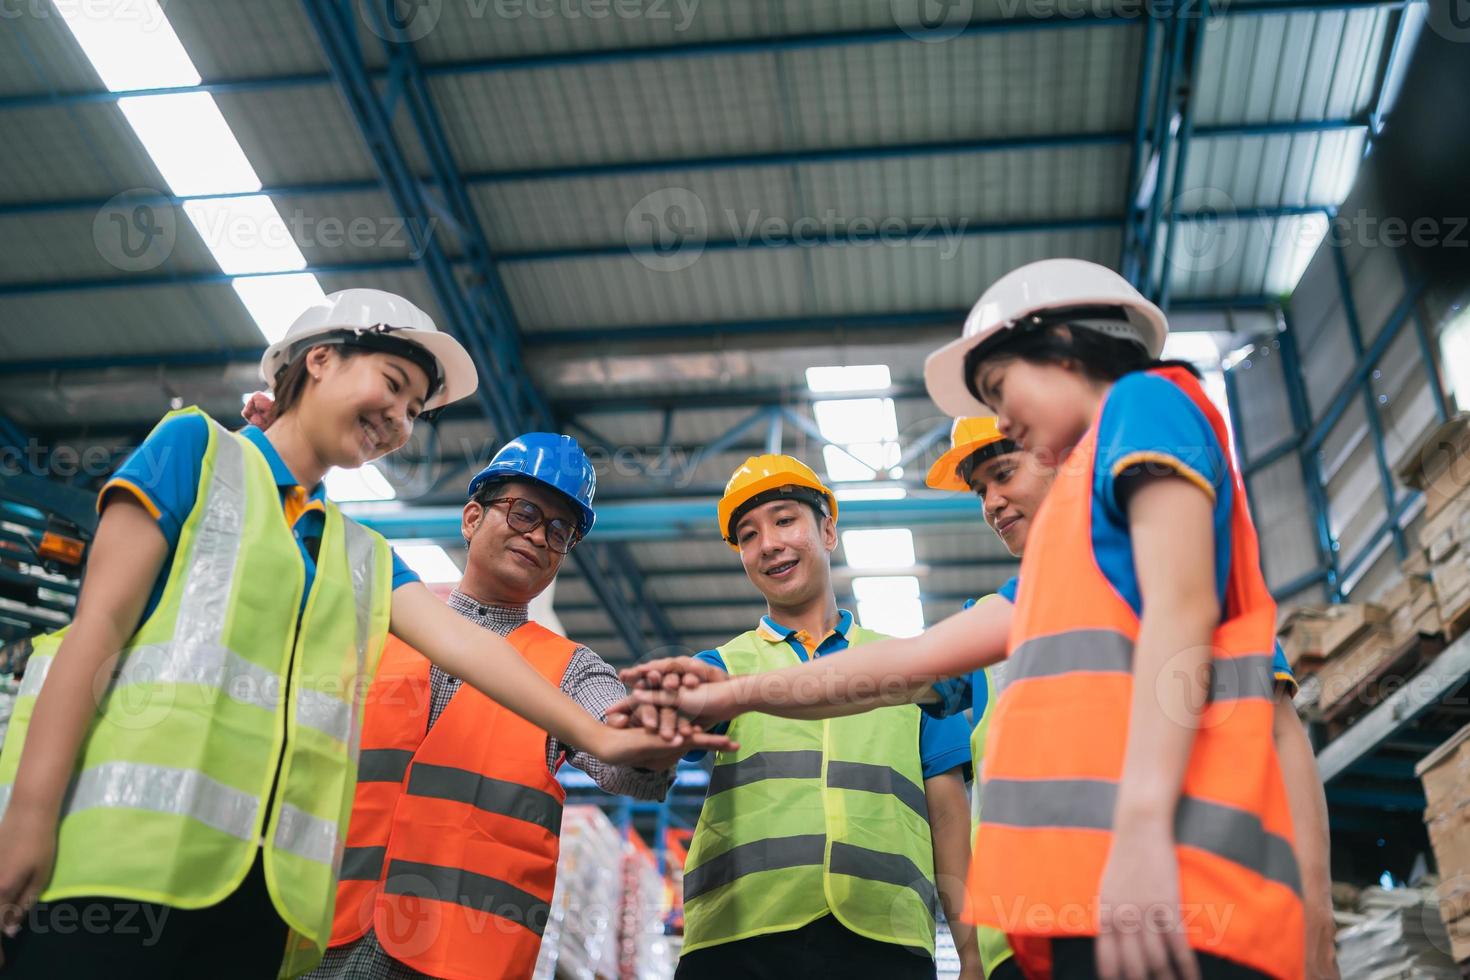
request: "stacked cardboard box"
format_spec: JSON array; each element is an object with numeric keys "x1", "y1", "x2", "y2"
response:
[
  {"x1": 1301, "y1": 604, "x2": 1390, "y2": 717},
  {"x1": 1383, "y1": 572, "x2": 1445, "y2": 642},
  {"x1": 1417, "y1": 724, "x2": 1470, "y2": 965},
  {"x1": 1400, "y1": 416, "x2": 1470, "y2": 637},
  {"x1": 1279, "y1": 607, "x2": 1334, "y2": 671}
]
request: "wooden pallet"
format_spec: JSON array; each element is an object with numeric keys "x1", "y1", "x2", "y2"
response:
[{"x1": 1321, "y1": 632, "x2": 1445, "y2": 735}]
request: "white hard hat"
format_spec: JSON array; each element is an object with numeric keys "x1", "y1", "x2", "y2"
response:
[
  {"x1": 924, "y1": 259, "x2": 1168, "y2": 417},
  {"x1": 259, "y1": 288, "x2": 478, "y2": 412}
]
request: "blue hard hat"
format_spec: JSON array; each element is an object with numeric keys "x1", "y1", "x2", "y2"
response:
[{"x1": 467, "y1": 433, "x2": 597, "y2": 536}]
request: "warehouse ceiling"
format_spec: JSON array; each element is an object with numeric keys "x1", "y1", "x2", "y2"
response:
[{"x1": 0, "y1": 0, "x2": 1414, "y2": 662}]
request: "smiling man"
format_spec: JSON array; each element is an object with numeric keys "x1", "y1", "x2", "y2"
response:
[
  {"x1": 671, "y1": 454, "x2": 976, "y2": 979},
  {"x1": 310, "y1": 434, "x2": 684, "y2": 980}
]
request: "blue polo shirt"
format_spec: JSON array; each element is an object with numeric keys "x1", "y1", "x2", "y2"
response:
[
  {"x1": 100, "y1": 413, "x2": 420, "y2": 624},
  {"x1": 688, "y1": 609, "x2": 972, "y2": 780}
]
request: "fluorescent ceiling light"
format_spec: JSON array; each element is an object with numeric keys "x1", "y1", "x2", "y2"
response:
[
  {"x1": 834, "y1": 487, "x2": 908, "y2": 502},
  {"x1": 52, "y1": 0, "x2": 199, "y2": 91},
  {"x1": 394, "y1": 544, "x2": 462, "y2": 584},
  {"x1": 325, "y1": 464, "x2": 397, "y2": 502},
  {"x1": 823, "y1": 442, "x2": 901, "y2": 483},
  {"x1": 1274, "y1": 212, "x2": 1330, "y2": 295},
  {"x1": 813, "y1": 398, "x2": 898, "y2": 444},
  {"x1": 857, "y1": 598, "x2": 925, "y2": 638},
  {"x1": 183, "y1": 196, "x2": 308, "y2": 275},
  {"x1": 1161, "y1": 332, "x2": 1224, "y2": 369},
  {"x1": 119, "y1": 91, "x2": 262, "y2": 196},
  {"x1": 806, "y1": 364, "x2": 892, "y2": 393},
  {"x1": 841, "y1": 528, "x2": 916, "y2": 570},
  {"x1": 851, "y1": 575, "x2": 921, "y2": 602},
  {"x1": 231, "y1": 273, "x2": 327, "y2": 344}
]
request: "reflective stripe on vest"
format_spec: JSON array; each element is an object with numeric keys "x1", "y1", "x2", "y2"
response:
[
  {"x1": 983, "y1": 778, "x2": 1301, "y2": 896},
  {"x1": 682, "y1": 624, "x2": 938, "y2": 956},
  {"x1": 382, "y1": 859, "x2": 552, "y2": 937},
  {"x1": 406, "y1": 763, "x2": 564, "y2": 836},
  {"x1": 1008, "y1": 631, "x2": 1277, "y2": 704}
]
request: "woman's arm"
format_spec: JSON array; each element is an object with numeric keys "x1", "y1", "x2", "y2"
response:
[
  {"x1": 390, "y1": 584, "x2": 733, "y2": 766},
  {"x1": 0, "y1": 498, "x2": 168, "y2": 944},
  {"x1": 1096, "y1": 476, "x2": 1219, "y2": 979},
  {"x1": 1273, "y1": 694, "x2": 1339, "y2": 979},
  {"x1": 623, "y1": 597, "x2": 1012, "y2": 726},
  {"x1": 927, "y1": 767, "x2": 981, "y2": 979}
]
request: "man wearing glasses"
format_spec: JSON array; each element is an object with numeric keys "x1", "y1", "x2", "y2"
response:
[{"x1": 311, "y1": 434, "x2": 685, "y2": 980}]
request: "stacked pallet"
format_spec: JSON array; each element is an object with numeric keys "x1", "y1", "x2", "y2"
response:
[
  {"x1": 1418, "y1": 724, "x2": 1470, "y2": 967},
  {"x1": 1401, "y1": 415, "x2": 1470, "y2": 639},
  {"x1": 1281, "y1": 599, "x2": 1441, "y2": 726}
]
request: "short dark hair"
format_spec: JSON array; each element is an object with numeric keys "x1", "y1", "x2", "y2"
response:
[{"x1": 964, "y1": 323, "x2": 1199, "y2": 406}]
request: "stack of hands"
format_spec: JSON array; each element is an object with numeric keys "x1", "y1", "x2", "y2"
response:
[{"x1": 608, "y1": 657, "x2": 740, "y2": 743}]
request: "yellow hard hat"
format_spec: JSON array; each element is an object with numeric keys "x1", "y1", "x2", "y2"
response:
[
  {"x1": 925, "y1": 417, "x2": 1018, "y2": 491},
  {"x1": 717, "y1": 454, "x2": 838, "y2": 548}
]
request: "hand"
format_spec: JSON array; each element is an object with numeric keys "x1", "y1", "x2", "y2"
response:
[
  {"x1": 0, "y1": 804, "x2": 57, "y2": 966},
  {"x1": 1095, "y1": 824, "x2": 1199, "y2": 980},
  {"x1": 591, "y1": 722, "x2": 737, "y2": 769},
  {"x1": 1306, "y1": 908, "x2": 1340, "y2": 979},
  {"x1": 626, "y1": 678, "x2": 741, "y2": 730},
  {"x1": 619, "y1": 657, "x2": 729, "y2": 740},
  {"x1": 241, "y1": 390, "x2": 277, "y2": 428}
]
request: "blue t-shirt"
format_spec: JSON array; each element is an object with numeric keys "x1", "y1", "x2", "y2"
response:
[
  {"x1": 687, "y1": 609, "x2": 972, "y2": 780},
  {"x1": 101, "y1": 413, "x2": 420, "y2": 623}
]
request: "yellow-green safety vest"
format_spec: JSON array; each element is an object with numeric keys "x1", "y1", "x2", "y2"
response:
[
  {"x1": 967, "y1": 595, "x2": 1015, "y2": 977},
  {"x1": 682, "y1": 624, "x2": 939, "y2": 957},
  {"x1": 0, "y1": 409, "x2": 393, "y2": 978}
]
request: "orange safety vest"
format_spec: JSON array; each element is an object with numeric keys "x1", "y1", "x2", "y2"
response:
[
  {"x1": 968, "y1": 366, "x2": 1304, "y2": 979},
  {"x1": 331, "y1": 624, "x2": 577, "y2": 980}
]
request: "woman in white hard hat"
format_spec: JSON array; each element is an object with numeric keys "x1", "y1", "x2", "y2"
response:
[
  {"x1": 621, "y1": 260, "x2": 1316, "y2": 979},
  {"x1": 0, "y1": 289, "x2": 725, "y2": 980}
]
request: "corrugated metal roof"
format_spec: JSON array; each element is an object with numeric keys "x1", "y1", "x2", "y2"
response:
[
  {"x1": 0, "y1": 0, "x2": 1408, "y2": 654},
  {"x1": 1194, "y1": 8, "x2": 1391, "y2": 126}
]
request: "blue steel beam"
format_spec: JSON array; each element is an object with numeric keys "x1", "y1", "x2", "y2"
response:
[
  {"x1": 1277, "y1": 309, "x2": 1341, "y2": 595},
  {"x1": 0, "y1": 1, "x2": 1415, "y2": 113},
  {"x1": 302, "y1": 0, "x2": 671, "y2": 653},
  {"x1": 559, "y1": 556, "x2": 1025, "y2": 579},
  {"x1": 0, "y1": 208, "x2": 1328, "y2": 294},
  {"x1": 0, "y1": 120, "x2": 1368, "y2": 219},
  {"x1": 1157, "y1": 4, "x2": 1210, "y2": 310},
  {"x1": 1119, "y1": 13, "x2": 1161, "y2": 281},
  {"x1": 1, "y1": 298, "x2": 1283, "y2": 381},
  {"x1": 1328, "y1": 242, "x2": 1407, "y2": 562},
  {"x1": 1141, "y1": 8, "x2": 1187, "y2": 297},
  {"x1": 1316, "y1": 627, "x2": 1470, "y2": 783},
  {"x1": 349, "y1": 494, "x2": 989, "y2": 542},
  {"x1": 552, "y1": 589, "x2": 1014, "y2": 614}
]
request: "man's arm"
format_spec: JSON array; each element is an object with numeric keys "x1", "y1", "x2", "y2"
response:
[
  {"x1": 558, "y1": 648, "x2": 678, "y2": 800},
  {"x1": 927, "y1": 767, "x2": 980, "y2": 979},
  {"x1": 1274, "y1": 693, "x2": 1339, "y2": 979}
]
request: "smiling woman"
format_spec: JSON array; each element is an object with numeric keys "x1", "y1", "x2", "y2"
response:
[{"x1": 0, "y1": 289, "x2": 720, "y2": 980}]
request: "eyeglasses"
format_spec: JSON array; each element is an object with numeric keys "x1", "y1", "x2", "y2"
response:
[{"x1": 484, "y1": 496, "x2": 580, "y2": 554}]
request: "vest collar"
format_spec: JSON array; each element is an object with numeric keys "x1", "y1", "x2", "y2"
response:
[{"x1": 240, "y1": 425, "x2": 327, "y2": 503}]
